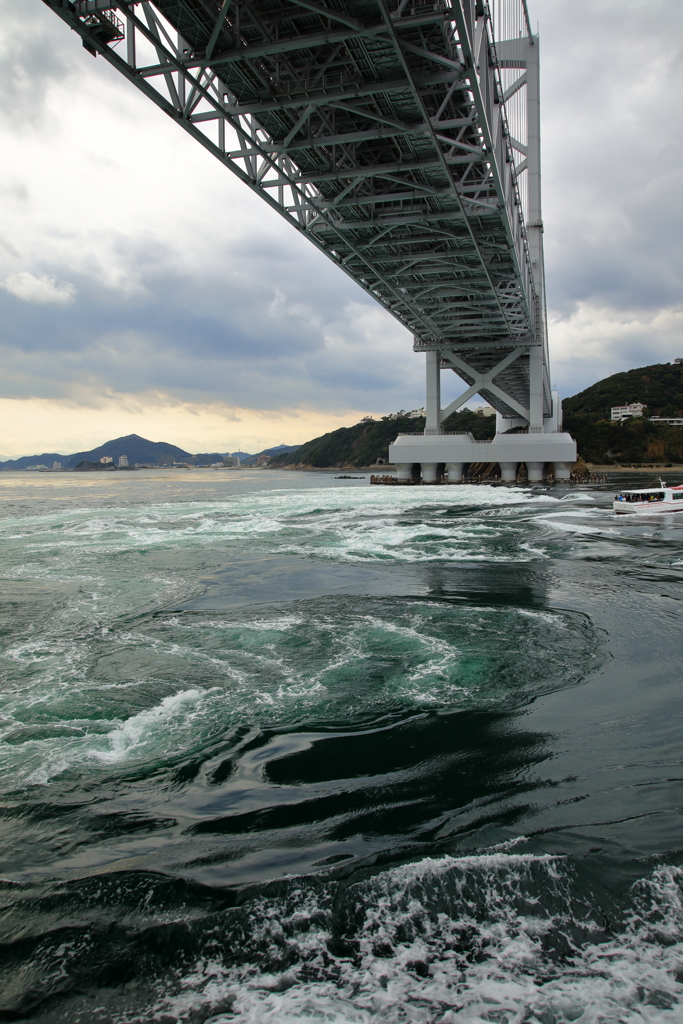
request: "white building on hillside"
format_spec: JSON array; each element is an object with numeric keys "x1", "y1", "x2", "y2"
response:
[
  {"x1": 611, "y1": 402, "x2": 647, "y2": 421},
  {"x1": 100, "y1": 456, "x2": 113, "y2": 464},
  {"x1": 118, "y1": 455, "x2": 128, "y2": 467}
]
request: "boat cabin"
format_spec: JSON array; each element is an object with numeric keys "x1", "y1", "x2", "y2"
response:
[{"x1": 614, "y1": 482, "x2": 683, "y2": 513}]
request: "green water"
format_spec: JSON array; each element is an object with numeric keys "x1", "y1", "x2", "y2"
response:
[{"x1": 1, "y1": 468, "x2": 682, "y2": 1022}]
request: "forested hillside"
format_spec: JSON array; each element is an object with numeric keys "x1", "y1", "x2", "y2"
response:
[
  {"x1": 563, "y1": 361, "x2": 683, "y2": 464},
  {"x1": 270, "y1": 362, "x2": 683, "y2": 470},
  {"x1": 269, "y1": 409, "x2": 496, "y2": 469},
  {"x1": 563, "y1": 362, "x2": 683, "y2": 418}
]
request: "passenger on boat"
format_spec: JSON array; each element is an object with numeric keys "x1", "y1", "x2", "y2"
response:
[{"x1": 616, "y1": 491, "x2": 664, "y2": 503}]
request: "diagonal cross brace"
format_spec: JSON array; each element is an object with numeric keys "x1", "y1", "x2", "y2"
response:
[{"x1": 440, "y1": 347, "x2": 529, "y2": 420}]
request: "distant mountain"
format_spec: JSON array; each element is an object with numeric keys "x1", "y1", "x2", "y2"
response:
[
  {"x1": 66, "y1": 434, "x2": 191, "y2": 467},
  {"x1": 190, "y1": 452, "x2": 232, "y2": 465},
  {"x1": 241, "y1": 443, "x2": 300, "y2": 465},
  {"x1": 186, "y1": 451, "x2": 254, "y2": 465},
  {"x1": 0, "y1": 436, "x2": 290, "y2": 470},
  {"x1": 0, "y1": 433, "x2": 192, "y2": 470},
  {"x1": 1, "y1": 452, "x2": 71, "y2": 471}
]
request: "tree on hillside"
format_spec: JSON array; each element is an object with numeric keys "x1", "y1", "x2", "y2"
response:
[
  {"x1": 563, "y1": 362, "x2": 683, "y2": 463},
  {"x1": 269, "y1": 409, "x2": 495, "y2": 468}
]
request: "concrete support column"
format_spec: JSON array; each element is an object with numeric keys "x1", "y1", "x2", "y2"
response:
[
  {"x1": 425, "y1": 350, "x2": 441, "y2": 433},
  {"x1": 395, "y1": 463, "x2": 412, "y2": 482},
  {"x1": 446, "y1": 462, "x2": 463, "y2": 483},
  {"x1": 554, "y1": 461, "x2": 572, "y2": 481},
  {"x1": 526, "y1": 461, "x2": 545, "y2": 483},
  {"x1": 529, "y1": 345, "x2": 544, "y2": 430},
  {"x1": 499, "y1": 462, "x2": 518, "y2": 483},
  {"x1": 421, "y1": 462, "x2": 439, "y2": 483}
]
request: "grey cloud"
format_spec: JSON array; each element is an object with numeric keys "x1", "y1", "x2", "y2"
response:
[
  {"x1": 539, "y1": 0, "x2": 683, "y2": 312},
  {"x1": 2, "y1": 0, "x2": 682, "y2": 416},
  {"x1": 0, "y1": 0, "x2": 77, "y2": 129},
  {"x1": 524, "y1": 0, "x2": 683, "y2": 396},
  {"x1": 0, "y1": 230, "x2": 419, "y2": 411}
]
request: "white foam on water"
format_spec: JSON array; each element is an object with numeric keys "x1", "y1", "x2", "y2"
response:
[
  {"x1": 539, "y1": 518, "x2": 622, "y2": 538},
  {"x1": 275, "y1": 518, "x2": 518, "y2": 565},
  {"x1": 0, "y1": 484, "x2": 570, "y2": 604},
  {"x1": 0, "y1": 483, "x2": 557, "y2": 556},
  {"x1": 518, "y1": 540, "x2": 550, "y2": 558},
  {"x1": 10, "y1": 687, "x2": 219, "y2": 786},
  {"x1": 0, "y1": 481, "x2": 597, "y2": 793},
  {"x1": 166, "y1": 614, "x2": 306, "y2": 632},
  {"x1": 541, "y1": 508, "x2": 605, "y2": 518},
  {"x1": 154, "y1": 856, "x2": 683, "y2": 1024},
  {"x1": 0, "y1": 599, "x2": 596, "y2": 790},
  {"x1": 90, "y1": 687, "x2": 211, "y2": 764},
  {"x1": 515, "y1": 608, "x2": 565, "y2": 625}
]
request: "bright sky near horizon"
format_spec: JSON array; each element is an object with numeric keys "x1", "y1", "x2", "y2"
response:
[{"x1": 1, "y1": 1, "x2": 682, "y2": 458}]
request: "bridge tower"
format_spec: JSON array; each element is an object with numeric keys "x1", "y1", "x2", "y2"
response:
[
  {"x1": 390, "y1": 3, "x2": 576, "y2": 483},
  {"x1": 42, "y1": 0, "x2": 575, "y2": 481}
]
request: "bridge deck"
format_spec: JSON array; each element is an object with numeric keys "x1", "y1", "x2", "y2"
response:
[{"x1": 44, "y1": 0, "x2": 548, "y2": 421}]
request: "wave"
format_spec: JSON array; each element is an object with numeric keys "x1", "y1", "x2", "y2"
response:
[
  {"x1": 156, "y1": 855, "x2": 683, "y2": 1024},
  {"x1": 4, "y1": 853, "x2": 681, "y2": 1022},
  {"x1": 0, "y1": 596, "x2": 600, "y2": 789},
  {"x1": 2, "y1": 476, "x2": 664, "y2": 584}
]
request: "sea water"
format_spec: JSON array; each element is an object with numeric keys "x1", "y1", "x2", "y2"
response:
[{"x1": 1, "y1": 468, "x2": 683, "y2": 1022}]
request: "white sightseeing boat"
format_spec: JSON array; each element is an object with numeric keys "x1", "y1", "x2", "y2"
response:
[{"x1": 613, "y1": 481, "x2": 683, "y2": 514}]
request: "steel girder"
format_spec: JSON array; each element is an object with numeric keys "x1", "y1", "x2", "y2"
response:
[{"x1": 41, "y1": 0, "x2": 549, "y2": 422}]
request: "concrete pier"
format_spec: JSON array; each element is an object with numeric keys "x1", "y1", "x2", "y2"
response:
[{"x1": 390, "y1": 430, "x2": 576, "y2": 484}]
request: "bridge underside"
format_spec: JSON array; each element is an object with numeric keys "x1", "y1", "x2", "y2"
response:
[{"x1": 43, "y1": 0, "x2": 567, "y2": 442}]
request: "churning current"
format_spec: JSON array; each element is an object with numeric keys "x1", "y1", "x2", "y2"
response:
[{"x1": 1, "y1": 468, "x2": 683, "y2": 1023}]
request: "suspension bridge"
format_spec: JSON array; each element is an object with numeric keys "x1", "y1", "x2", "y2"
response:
[{"x1": 42, "y1": 0, "x2": 576, "y2": 482}]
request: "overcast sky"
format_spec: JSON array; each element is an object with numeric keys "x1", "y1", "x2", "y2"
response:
[{"x1": 1, "y1": 0, "x2": 682, "y2": 457}]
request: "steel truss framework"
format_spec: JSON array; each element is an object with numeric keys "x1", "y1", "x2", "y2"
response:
[{"x1": 43, "y1": 0, "x2": 551, "y2": 426}]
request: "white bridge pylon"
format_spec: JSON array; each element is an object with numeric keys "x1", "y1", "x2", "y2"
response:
[
  {"x1": 392, "y1": 15, "x2": 576, "y2": 483},
  {"x1": 43, "y1": 0, "x2": 575, "y2": 479}
]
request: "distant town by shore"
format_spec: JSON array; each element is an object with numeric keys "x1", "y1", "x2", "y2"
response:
[{"x1": 0, "y1": 434, "x2": 300, "y2": 472}]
